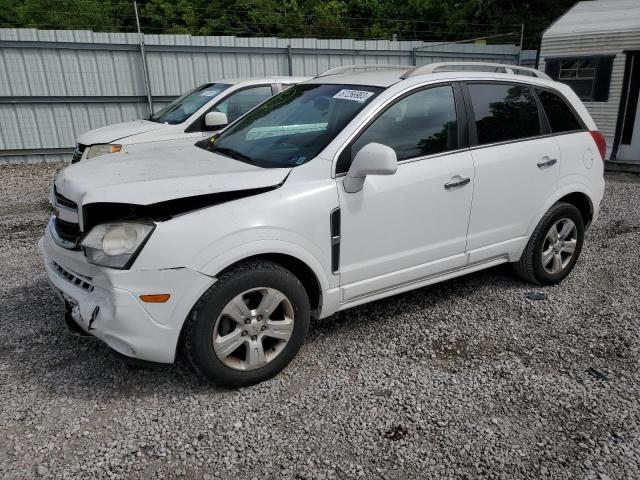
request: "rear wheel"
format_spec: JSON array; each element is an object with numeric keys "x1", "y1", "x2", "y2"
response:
[
  {"x1": 183, "y1": 261, "x2": 310, "y2": 387},
  {"x1": 514, "y1": 202, "x2": 584, "y2": 285}
]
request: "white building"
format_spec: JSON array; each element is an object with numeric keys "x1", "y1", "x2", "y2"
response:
[{"x1": 539, "y1": 0, "x2": 640, "y2": 170}]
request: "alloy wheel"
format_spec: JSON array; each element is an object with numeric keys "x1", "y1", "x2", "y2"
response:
[
  {"x1": 212, "y1": 287, "x2": 295, "y2": 371},
  {"x1": 541, "y1": 218, "x2": 578, "y2": 275}
]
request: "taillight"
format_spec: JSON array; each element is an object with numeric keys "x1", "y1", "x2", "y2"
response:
[{"x1": 589, "y1": 131, "x2": 606, "y2": 161}]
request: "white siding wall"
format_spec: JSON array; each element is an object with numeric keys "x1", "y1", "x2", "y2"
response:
[{"x1": 539, "y1": 31, "x2": 640, "y2": 161}]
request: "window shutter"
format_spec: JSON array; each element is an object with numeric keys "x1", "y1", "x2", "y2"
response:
[
  {"x1": 593, "y1": 56, "x2": 614, "y2": 102},
  {"x1": 544, "y1": 59, "x2": 560, "y2": 80}
]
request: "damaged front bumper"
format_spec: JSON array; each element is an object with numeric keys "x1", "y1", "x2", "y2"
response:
[{"x1": 39, "y1": 229, "x2": 215, "y2": 363}]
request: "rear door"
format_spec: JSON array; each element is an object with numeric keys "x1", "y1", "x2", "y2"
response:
[{"x1": 464, "y1": 81, "x2": 561, "y2": 263}]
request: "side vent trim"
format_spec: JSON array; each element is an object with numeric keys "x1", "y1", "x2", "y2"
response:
[{"x1": 330, "y1": 208, "x2": 341, "y2": 274}]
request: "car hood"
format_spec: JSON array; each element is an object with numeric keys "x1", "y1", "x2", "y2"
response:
[
  {"x1": 54, "y1": 145, "x2": 291, "y2": 207},
  {"x1": 76, "y1": 120, "x2": 168, "y2": 145}
]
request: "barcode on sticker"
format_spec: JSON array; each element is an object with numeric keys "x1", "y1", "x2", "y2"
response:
[{"x1": 333, "y1": 89, "x2": 374, "y2": 103}]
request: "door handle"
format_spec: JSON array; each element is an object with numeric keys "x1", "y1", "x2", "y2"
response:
[
  {"x1": 537, "y1": 157, "x2": 558, "y2": 168},
  {"x1": 444, "y1": 177, "x2": 471, "y2": 189}
]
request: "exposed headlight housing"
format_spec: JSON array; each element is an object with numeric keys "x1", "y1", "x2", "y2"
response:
[
  {"x1": 86, "y1": 144, "x2": 122, "y2": 159},
  {"x1": 80, "y1": 222, "x2": 155, "y2": 269}
]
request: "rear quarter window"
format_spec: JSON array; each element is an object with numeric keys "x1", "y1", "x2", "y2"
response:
[{"x1": 535, "y1": 88, "x2": 584, "y2": 134}]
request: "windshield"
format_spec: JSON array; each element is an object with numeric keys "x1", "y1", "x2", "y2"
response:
[
  {"x1": 150, "y1": 83, "x2": 231, "y2": 124},
  {"x1": 200, "y1": 83, "x2": 383, "y2": 168}
]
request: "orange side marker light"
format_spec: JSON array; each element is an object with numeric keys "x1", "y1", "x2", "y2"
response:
[{"x1": 140, "y1": 294, "x2": 171, "y2": 303}]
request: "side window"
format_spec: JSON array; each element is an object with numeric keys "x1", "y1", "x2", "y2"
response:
[
  {"x1": 468, "y1": 83, "x2": 541, "y2": 145},
  {"x1": 350, "y1": 85, "x2": 458, "y2": 164},
  {"x1": 535, "y1": 88, "x2": 584, "y2": 133},
  {"x1": 214, "y1": 86, "x2": 273, "y2": 123}
]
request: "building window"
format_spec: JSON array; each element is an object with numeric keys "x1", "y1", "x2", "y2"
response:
[
  {"x1": 544, "y1": 56, "x2": 614, "y2": 102},
  {"x1": 559, "y1": 59, "x2": 597, "y2": 100}
]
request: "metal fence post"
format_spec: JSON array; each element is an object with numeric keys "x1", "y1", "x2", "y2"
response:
[
  {"x1": 287, "y1": 44, "x2": 293, "y2": 75},
  {"x1": 134, "y1": 1, "x2": 153, "y2": 116},
  {"x1": 518, "y1": 24, "x2": 524, "y2": 66}
]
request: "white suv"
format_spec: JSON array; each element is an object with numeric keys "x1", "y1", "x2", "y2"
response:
[
  {"x1": 41, "y1": 63, "x2": 606, "y2": 386},
  {"x1": 71, "y1": 77, "x2": 309, "y2": 163}
]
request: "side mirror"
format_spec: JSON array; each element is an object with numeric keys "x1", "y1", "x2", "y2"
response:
[
  {"x1": 343, "y1": 142, "x2": 398, "y2": 193},
  {"x1": 204, "y1": 111, "x2": 228, "y2": 129}
]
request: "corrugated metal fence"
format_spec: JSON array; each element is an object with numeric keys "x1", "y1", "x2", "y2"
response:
[{"x1": 0, "y1": 28, "x2": 536, "y2": 164}]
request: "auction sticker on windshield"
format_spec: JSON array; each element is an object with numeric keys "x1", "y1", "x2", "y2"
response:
[{"x1": 333, "y1": 89, "x2": 374, "y2": 103}]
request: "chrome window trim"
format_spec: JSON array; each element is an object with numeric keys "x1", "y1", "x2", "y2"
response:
[
  {"x1": 333, "y1": 130, "x2": 589, "y2": 177},
  {"x1": 467, "y1": 132, "x2": 588, "y2": 152},
  {"x1": 553, "y1": 129, "x2": 588, "y2": 137},
  {"x1": 334, "y1": 146, "x2": 472, "y2": 178},
  {"x1": 468, "y1": 133, "x2": 555, "y2": 151}
]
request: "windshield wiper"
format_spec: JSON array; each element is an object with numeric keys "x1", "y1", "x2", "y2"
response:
[{"x1": 210, "y1": 146, "x2": 254, "y2": 164}]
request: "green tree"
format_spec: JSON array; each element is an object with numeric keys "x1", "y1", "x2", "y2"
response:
[
  {"x1": 0, "y1": 0, "x2": 579, "y2": 48},
  {"x1": 141, "y1": 0, "x2": 199, "y2": 34},
  {"x1": 305, "y1": 0, "x2": 350, "y2": 38},
  {"x1": 7, "y1": 0, "x2": 130, "y2": 31}
]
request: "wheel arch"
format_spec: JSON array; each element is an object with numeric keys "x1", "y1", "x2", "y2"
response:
[
  {"x1": 216, "y1": 253, "x2": 323, "y2": 317},
  {"x1": 198, "y1": 240, "x2": 332, "y2": 319},
  {"x1": 514, "y1": 184, "x2": 596, "y2": 263},
  {"x1": 175, "y1": 246, "x2": 329, "y2": 363},
  {"x1": 556, "y1": 191, "x2": 594, "y2": 227},
  {"x1": 530, "y1": 185, "x2": 596, "y2": 236}
]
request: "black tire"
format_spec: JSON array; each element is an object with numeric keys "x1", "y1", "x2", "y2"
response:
[
  {"x1": 514, "y1": 202, "x2": 585, "y2": 286},
  {"x1": 183, "y1": 260, "x2": 310, "y2": 387}
]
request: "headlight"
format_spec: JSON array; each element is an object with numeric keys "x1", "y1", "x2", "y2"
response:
[
  {"x1": 86, "y1": 144, "x2": 122, "y2": 159},
  {"x1": 80, "y1": 222, "x2": 154, "y2": 269}
]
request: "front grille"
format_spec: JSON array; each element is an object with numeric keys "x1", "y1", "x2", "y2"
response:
[
  {"x1": 54, "y1": 187, "x2": 78, "y2": 211},
  {"x1": 51, "y1": 260, "x2": 94, "y2": 292},
  {"x1": 71, "y1": 144, "x2": 86, "y2": 164},
  {"x1": 54, "y1": 217, "x2": 82, "y2": 244}
]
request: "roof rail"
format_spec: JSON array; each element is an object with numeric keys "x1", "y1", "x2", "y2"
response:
[
  {"x1": 400, "y1": 62, "x2": 551, "y2": 80},
  {"x1": 315, "y1": 64, "x2": 409, "y2": 78}
]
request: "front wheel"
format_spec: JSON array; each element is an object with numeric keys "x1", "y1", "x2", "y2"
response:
[
  {"x1": 514, "y1": 202, "x2": 585, "y2": 285},
  {"x1": 183, "y1": 261, "x2": 310, "y2": 387}
]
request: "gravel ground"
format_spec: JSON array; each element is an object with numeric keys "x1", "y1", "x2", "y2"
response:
[{"x1": 1, "y1": 163, "x2": 639, "y2": 480}]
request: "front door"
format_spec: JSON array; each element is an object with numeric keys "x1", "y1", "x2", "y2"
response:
[{"x1": 337, "y1": 84, "x2": 474, "y2": 302}]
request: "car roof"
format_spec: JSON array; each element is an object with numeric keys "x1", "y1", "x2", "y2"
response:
[
  {"x1": 304, "y1": 67, "x2": 559, "y2": 90},
  {"x1": 305, "y1": 69, "x2": 408, "y2": 88},
  {"x1": 210, "y1": 76, "x2": 310, "y2": 85}
]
